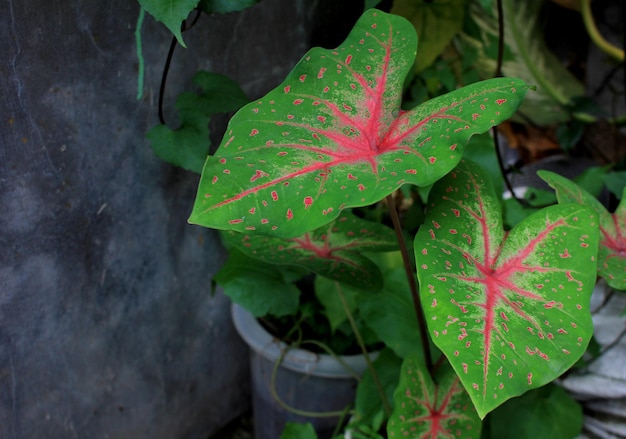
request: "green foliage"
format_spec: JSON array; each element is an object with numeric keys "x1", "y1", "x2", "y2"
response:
[
  {"x1": 280, "y1": 422, "x2": 318, "y2": 439},
  {"x1": 138, "y1": 0, "x2": 200, "y2": 47},
  {"x1": 391, "y1": 0, "x2": 468, "y2": 73},
  {"x1": 485, "y1": 384, "x2": 583, "y2": 439},
  {"x1": 213, "y1": 249, "x2": 301, "y2": 317},
  {"x1": 359, "y1": 265, "x2": 425, "y2": 359},
  {"x1": 139, "y1": 2, "x2": 618, "y2": 434},
  {"x1": 461, "y1": 0, "x2": 585, "y2": 125},
  {"x1": 351, "y1": 349, "x2": 403, "y2": 434},
  {"x1": 147, "y1": 72, "x2": 248, "y2": 173}
]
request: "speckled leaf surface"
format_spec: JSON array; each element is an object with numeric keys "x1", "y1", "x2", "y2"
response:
[
  {"x1": 415, "y1": 160, "x2": 599, "y2": 418},
  {"x1": 222, "y1": 211, "x2": 397, "y2": 290},
  {"x1": 189, "y1": 9, "x2": 529, "y2": 238},
  {"x1": 539, "y1": 171, "x2": 626, "y2": 291},
  {"x1": 388, "y1": 352, "x2": 481, "y2": 438}
]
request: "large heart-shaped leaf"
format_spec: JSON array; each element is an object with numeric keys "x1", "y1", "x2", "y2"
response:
[
  {"x1": 222, "y1": 211, "x2": 397, "y2": 290},
  {"x1": 387, "y1": 351, "x2": 481, "y2": 438},
  {"x1": 189, "y1": 9, "x2": 529, "y2": 238},
  {"x1": 539, "y1": 171, "x2": 626, "y2": 291},
  {"x1": 415, "y1": 159, "x2": 599, "y2": 418}
]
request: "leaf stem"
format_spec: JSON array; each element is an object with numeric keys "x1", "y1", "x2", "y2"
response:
[
  {"x1": 334, "y1": 282, "x2": 391, "y2": 417},
  {"x1": 385, "y1": 194, "x2": 433, "y2": 373},
  {"x1": 580, "y1": 0, "x2": 624, "y2": 62}
]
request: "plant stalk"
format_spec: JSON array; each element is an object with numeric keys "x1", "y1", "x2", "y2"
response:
[
  {"x1": 385, "y1": 194, "x2": 433, "y2": 373},
  {"x1": 580, "y1": 0, "x2": 624, "y2": 62},
  {"x1": 334, "y1": 282, "x2": 392, "y2": 417}
]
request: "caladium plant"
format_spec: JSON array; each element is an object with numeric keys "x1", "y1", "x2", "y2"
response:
[
  {"x1": 415, "y1": 159, "x2": 599, "y2": 418},
  {"x1": 182, "y1": 6, "x2": 605, "y2": 437},
  {"x1": 188, "y1": 9, "x2": 529, "y2": 239},
  {"x1": 539, "y1": 170, "x2": 626, "y2": 291}
]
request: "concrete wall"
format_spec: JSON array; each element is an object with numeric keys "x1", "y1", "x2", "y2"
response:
[{"x1": 0, "y1": 0, "x2": 358, "y2": 437}]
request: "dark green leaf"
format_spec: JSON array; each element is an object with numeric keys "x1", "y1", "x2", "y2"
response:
[
  {"x1": 352, "y1": 349, "x2": 402, "y2": 431},
  {"x1": 147, "y1": 72, "x2": 248, "y2": 173},
  {"x1": 138, "y1": 0, "x2": 200, "y2": 47},
  {"x1": 391, "y1": 0, "x2": 468, "y2": 72},
  {"x1": 280, "y1": 422, "x2": 318, "y2": 439},
  {"x1": 486, "y1": 384, "x2": 582, "y2": 439},
  {"x1": 214, "y1": 249, "x2": 300, "y2": 317}
]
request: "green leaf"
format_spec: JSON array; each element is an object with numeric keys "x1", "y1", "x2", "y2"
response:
[
  {"x1": 314, "y1": 277, "x2": 360, "y2": 332},
  {"x1": 198, "y1": 0, "x2": 259, "y2": 14},
  {"x1": 138, "y1": 0, "x2": 200, "y2": 47},
  {"x1": 360, "y1": 267, "x2": 424, "y2": 359},
  {"x1": 222, "y1": 211, "x2": 398, "y2": 290},
  {"x1": 603, "y1": 170, "x2": 626, "y2": 200},
  {"x1": 416, "y1": 159, "x2": 599, "y2": 418},
  {"x1": 280, "y1": 422, "x2": 318, "y2": 439},
  {"x1": 147, "y1": 72, "x2": 248, "y2": 173},
  {"x1": 391, "y1": 0, "x2": 468, "y2": 73},
  {"x1": 352, "y1": 349, "x2": 402, "y2": 431},
  {"x1": 189, "y1": 9, "x2": 530, "y2": 238},
  {"x1": 462, "y1": 0, "x2": 585, "y2": 125},
  {"x1": 486, "y1": 384, "x2": 582, "y2": 439},
  {"x1": 387, "y1": 352, "x2": 482, "y2": 438},
  {"x1": 540, "y1": 170, "x2": 626, "y2": 291},
  {"x1": 213, "y1": 249, "x2": 300, "y2": 317}
]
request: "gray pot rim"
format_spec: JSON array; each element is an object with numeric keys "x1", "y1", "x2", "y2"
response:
[{"x1": 231, "y1": 303, "x2": 377, "y2": 378}]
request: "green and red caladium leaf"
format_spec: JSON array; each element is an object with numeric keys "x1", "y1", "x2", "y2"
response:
[
  {"x1": 415, "y1": 159, "x2": 599, "y2": 418},
  {"x1": 539, "y1": 170, "x2": 626, "y2": 291},
  {"x1": 388, "y1": 351, "x2": 481, "y2": 438},
  {"x1": 189, "y1": 8, "x2": 530, "y2": 239},
  {"x1": 221, "y1": 211, "x2": 397, "y2": 290}
]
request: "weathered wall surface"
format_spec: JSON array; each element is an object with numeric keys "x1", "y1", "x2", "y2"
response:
[{"x1": 0, "y1": 0, "x2": 345, "y2": 437}]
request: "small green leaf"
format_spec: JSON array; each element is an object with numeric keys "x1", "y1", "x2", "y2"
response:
[
  {"x1": 352, "y1": 349, "x2": 402, "y2": 430},
  {"x1": 360, "y1": 267, "x2": 424, "y2": 359},
  {"x1": 280, "y1": 422, "x2": 318, "y2": 439},
  {"x1": 138, "y1": 0, "x2": 200, "y2": 47},
  {"x1": 314, "y1": 277, "x2": 359, "y2": 332},
  {"x1": 486, "y1": 384, "x2": 583, "y2": 439},
  {"x1": 387, "y1": 352, "x2": 482, "y2": 438},
  {"x1": 603, "y1": 170, "x2": 626, "y2": 199},
  {"x1": 147, "y1": 72, "x2": 248, "y2": 173},
  {"x1": 391, "y1": 0, "x2": 468, "y2": 73},
  {"x1": 213, "y1": 249, "x2": 300, "y2": 317}
]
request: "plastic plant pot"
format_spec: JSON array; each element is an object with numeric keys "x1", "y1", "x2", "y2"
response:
[{"x1": 231, "y1": 303, "x2": 376, "y2": 439}]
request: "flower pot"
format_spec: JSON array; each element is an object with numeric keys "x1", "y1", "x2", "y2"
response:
[{"x1": 231, "y1": 304, "x2": 375, "y2": 439}]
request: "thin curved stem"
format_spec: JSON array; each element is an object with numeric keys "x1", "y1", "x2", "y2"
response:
[
  {"x1": 580, "y1": 0, "x2": 624, "y2": 62},
  {"x1": 385, "y1": 194, "x2": 433, "y2": 373},
  {"x1": 335, "y1": 281, "x2": 391, "y2": 416},
  {"x1": 269, "y1": 344, "x2": 353, "y2": 418}
]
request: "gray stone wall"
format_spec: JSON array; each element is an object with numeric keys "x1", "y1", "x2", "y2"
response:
[{"x1": 0, "y1": 0, "x2": 346, "y2": 437}]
